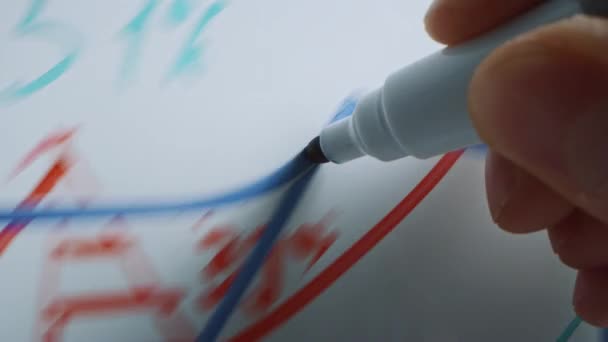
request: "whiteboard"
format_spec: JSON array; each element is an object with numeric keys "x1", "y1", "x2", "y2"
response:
[{"x1": 0, "y1": 0, "x2": 599, "y2": 341}]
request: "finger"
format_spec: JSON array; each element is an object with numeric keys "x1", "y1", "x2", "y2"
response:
[
  {"x1": 573, "y1": 269, "x2": 608, "y2": 327},
  {"x1": 424, "y1": 0, "x2": 545, "y2": 45},
  {"x1": 470, "y1": 15, "x2": 608, "y2": 223},
  {"x1": 548, "y1": 210, "x2": 608, "y2": 269},
  {"x1": 485, "y1": 150, "x2": 573, "y2": 233}
]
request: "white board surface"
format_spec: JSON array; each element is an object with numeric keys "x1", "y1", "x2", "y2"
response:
[{"x1": 0, "y1": 1, "x2": 598, "y2": 341}]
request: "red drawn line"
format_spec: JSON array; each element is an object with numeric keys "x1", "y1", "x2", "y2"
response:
[
  {"x1": 43, "y1": 287, "x2": 184, "y2": 318},
  {"x1": 0, "y1": 159, "x2": 70, "y2": 255},
  {"x1": 6, "y1": 127, "x2": 77, "y2": 182},
  {"x1": 229, "y1": 150, "x2": 464, "y2": 342},
  {"x1": 51, "y1": 234, "x2": 134, "y2": 260},
  {"x1": 42, "y1": 287, "x2": 187, "y2": 342}
]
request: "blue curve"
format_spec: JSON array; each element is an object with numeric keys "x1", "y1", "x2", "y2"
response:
[
  {"x1": 0, "y1": 96, "x2": 358, "y2": 222},
  {"x1": 194, "y1": 95, "x2": 359, "y2": 342},
  {"x1": 196, "y1": 95, "x2": 358, "y2": 341},
  {"x1": 0, "y1": 95, "x2": 356, "y2": 342},
  {"x1": 197, "y1": 164, "x2": 318, "y2": 342},
  {"x1": 0, "y1": 153, "x2": 310, "y2": 221}
]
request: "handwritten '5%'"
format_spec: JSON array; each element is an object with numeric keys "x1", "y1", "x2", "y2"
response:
[{"x1": 1, "y1": 0, "x2": 227, "y2": 105}]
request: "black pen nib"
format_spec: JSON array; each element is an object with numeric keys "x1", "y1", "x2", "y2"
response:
[{"x1": 303, "y1": 136, "x2": 329, "y2": 164}]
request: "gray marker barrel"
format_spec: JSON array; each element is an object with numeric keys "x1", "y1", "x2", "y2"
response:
[{"x1": 319, "y1": 0, "x2": 582, "y2": 163}]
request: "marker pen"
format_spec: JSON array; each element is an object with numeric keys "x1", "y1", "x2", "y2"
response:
[{"x1": 306, "y1": 0, "x2": 605, "y2": 164}]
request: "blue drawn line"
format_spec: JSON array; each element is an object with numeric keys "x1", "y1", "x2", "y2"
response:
[
  {"x1": 0, "y1": 95, "x2": 357, "y2": 342},
  {"x1": 0, "y1": 95, "x2": 359, "y2": 222},
  {"x1": 0, "y1": 154, "x2": 311, "y2": 221},
  {"x1": 196, "y1": 94, "x2": 357, "y2": 342},
  {"x1": 168, "y1": 0, "x2": 227, "y2": 78},
  {"x1": 197, "y1": 163, "x2": 318, "y2": 342}
]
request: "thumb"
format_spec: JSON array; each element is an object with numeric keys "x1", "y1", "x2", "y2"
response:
[{"x1": 469, "y1": 15, "x2": 608, "y2": 223}]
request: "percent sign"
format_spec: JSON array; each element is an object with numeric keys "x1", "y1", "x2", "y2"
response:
[
  {"x1": 120, "y1": 0, "x2": 227, "y2": 83},
  {"x1": 0, "y1": 0, "x2": 227, "y2": 104}
]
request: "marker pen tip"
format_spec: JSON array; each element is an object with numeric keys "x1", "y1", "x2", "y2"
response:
[{"x1": 303, "y1": 136, "x2": 329, "y2": 164}]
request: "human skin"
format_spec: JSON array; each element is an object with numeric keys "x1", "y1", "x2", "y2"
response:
[{"x1": 424, "y1": 0, "x2": 608, "y2": 327}]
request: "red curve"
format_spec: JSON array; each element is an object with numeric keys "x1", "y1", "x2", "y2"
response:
[{"x1": 228, "y1": 150, "x2": 464, "y2": 341}]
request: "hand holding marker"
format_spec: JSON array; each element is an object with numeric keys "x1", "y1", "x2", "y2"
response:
[
  {"x1": 307, "y1": 0, "x2": 608, "y2": 328},
  {"x1": 1, "y1": 0, "x2": 607, "y2": 339},
  {"x1": 209, "y1": 1, "x2": 608, "y2": 337}
]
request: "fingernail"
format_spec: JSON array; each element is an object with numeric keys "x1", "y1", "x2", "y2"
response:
[
  {"x1": 485, "y1": 152, "x2": 519, "y2": 222},
  {"x1": 471, "y1": 44, "x2": 608, "y2": 197}
]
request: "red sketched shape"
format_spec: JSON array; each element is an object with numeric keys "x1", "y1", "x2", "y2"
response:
[
  {"x1": 7, "y1": 127, "x2": 77, "y2": 182},
  {"x1": 42, "y1": 287, "x2": 186, "y2": 342},
  {"x1": 197, "y1": 215, "x2": 339, "y2": 316},
  {"x1": 287, "y1": 211, "x2": 338, "y2": 272},
  {"x1": 239, "y1": 226, "x2": 283, "y2": 315},
  {"x1": 1, "y1": 128, "x2": 81, "y2": 255},
  {"x1": 42, "y1": 286, "x2": 184, "y2": 319},
  {"x1": 198, "y1": 225, "x2": 240, "y2": 278},
  {"x1": 50, "y1": 233, "x2": 135, "y2": 260},
  {"x1": 228, "y1": 150, "x2": 464, "y2": 342},
  {"x1": 197, "y1": 225, "x2": 277, "y2": 315},
  {"x1": 39, "y1": 233, "x2": 195, "y2": 342},
  {"x1": 0, "y1": 157, "x2": 71, "y2": 255}
]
